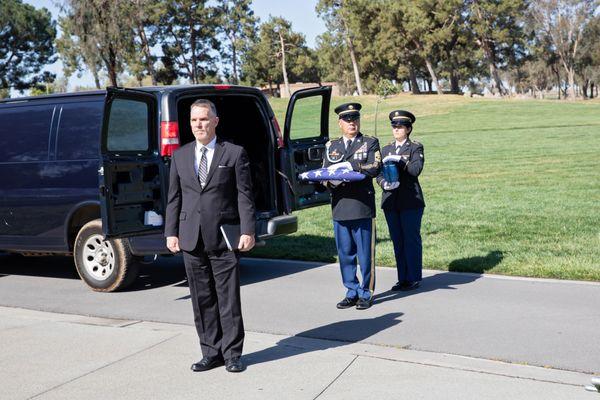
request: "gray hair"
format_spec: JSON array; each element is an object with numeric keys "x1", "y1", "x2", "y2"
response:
[{"x1": 190, "y1": 99, "x2": 218, "y2": 117}]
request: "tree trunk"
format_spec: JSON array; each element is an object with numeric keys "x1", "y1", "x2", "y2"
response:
[
  {"x1": 450, "y1": 73, "x2": 460, "y2": 94},
  {"x1": 409, "y1": 65, "x2": 420, "y2": 94},
  {"x1": 341, "y1": 15, "x2": 363, "y2": 95},
  {"x1": 555, "y1": 69, "x2": 561, "y2": 99},
  {"x1": 190, "y1": 24, "x2": 197, "y2": 84},
  {"x1": 582, "y1": 79, "x2": 589, "y2": 99},
  {"x1": 278, "y1": 31, "x2": 290, "y2": 98},
  {"x1": 424, "y1": 57, "x2": 443, "y2": 95},
  {"x1": 137, "y1": 22, "x2": 157, "y2": 86},
  {"x1": 106, "y1": 45, "x2": 118, "y2": 87},
  {"x1": 231, "y1": 40, "x2": 238, "y2": 84},
  {"x1": 268, "y1": 80, "x2": 274, "y2": 97},
  {"x1": 564, "y1": 64, "x2": 576, "y2": 99},
  {"x1": 488, "y1": 61, "x2": 505, "y2": 95},
  {"x1": 90, "y1": 64, "x2": 101, "y2": 89}
]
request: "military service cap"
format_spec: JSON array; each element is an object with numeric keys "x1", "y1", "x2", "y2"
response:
[
  {"x1": 335, "y1": 102, "x2": 362, "y2": 121},
  {"x1": 389, "y1": 110, "x2": 416, "y2": 127}
]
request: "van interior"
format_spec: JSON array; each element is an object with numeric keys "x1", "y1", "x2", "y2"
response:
[{"x1": 176, "y1": 95, "x2": 277, "y2": 216}]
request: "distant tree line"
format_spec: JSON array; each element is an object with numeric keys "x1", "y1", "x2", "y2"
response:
[{"x1": 1, "y1": 0, "x2": 599, "y2": 99}]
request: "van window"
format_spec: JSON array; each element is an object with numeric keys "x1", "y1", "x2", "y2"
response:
[
  {"x1": 0, "y1": 105, "x2": 54, "y2": 162},
  {"x1": 56, "y1": 102, "x2": 103, "y2": 160},
  {"x1": 289, "y1": 95, "x2": 325, "y2": 140},
  {"x1": 106, "y1": 98, "x2": 149, "y2": 152}
]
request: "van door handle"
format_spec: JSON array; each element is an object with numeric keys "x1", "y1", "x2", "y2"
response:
[{"x1": 99, "y1": 185, "x2": 106, "y2": 197}]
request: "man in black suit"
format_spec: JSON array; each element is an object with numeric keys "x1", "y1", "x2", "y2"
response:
[{"x1": 165, "y1": 99, "x2": 256, "y2": 373}]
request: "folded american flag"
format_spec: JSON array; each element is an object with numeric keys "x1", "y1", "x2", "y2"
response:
[{"x1": 298, "y1": 167, "x2": 365, "y2": 182}]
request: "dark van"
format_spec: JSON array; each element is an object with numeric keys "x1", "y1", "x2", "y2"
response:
[{"x1": 0, "y1": 85, "x2": 332, "y2": 291}]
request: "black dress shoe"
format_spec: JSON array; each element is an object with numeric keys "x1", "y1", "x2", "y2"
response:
[
  {"x1": 225, "y1": 356, "x2": 245, "y2": 373},
  {"x1": 391, "y1": 281, "x2": 404, "y2": 291},
  {"x1": 400, "y1": 281, "x2": 421, "y2": 291},
  {"x1": 191, "y1": 356, "x2": 224, "y2": 372},
  {"x1": 356, "y1": 298, "x2": 372, "y2": 310},
  {"x1": 336, "y1": 297, "x2": 358, "y2": 309}
]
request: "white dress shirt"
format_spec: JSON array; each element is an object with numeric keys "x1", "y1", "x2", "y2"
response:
[
  {"x1": 345, "y1": 138, "x2": 353, "y2": 150},
  {"x1": 395, "y1": 139, "x2": 407, "y2": 153},
  {"x1": 194, "y1": 136, "x2": 217, "y2": 176}
]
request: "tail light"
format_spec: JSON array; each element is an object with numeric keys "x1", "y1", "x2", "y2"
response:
[
  {"x1": 272, "y1": 117, "x2": 284, "y2": 148},
  {"x1": 214, "y1": 84, "x2": 231, "y2": 90},
  {"x1": 160, "y1": 121, "x2": 180, "y2": 157}
]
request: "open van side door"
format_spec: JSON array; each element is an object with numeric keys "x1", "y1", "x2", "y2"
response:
[
  {"x1": 283, "y1": 86, "x2": 331, "y2": 210},
  {"x1": 99, "y1": 87, "x2": 167, "y2": 239}
]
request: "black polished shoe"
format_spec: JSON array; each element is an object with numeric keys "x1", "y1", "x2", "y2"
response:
[
  {"x1": 191, "y1": 356, "x2": 224, "y2": 372},
  {"x1": 225, "y1": 356, "x2": 245, "y2": 373},
  {"x1": 400, "y1": 281, "x2": 421, "y2": 291},
  {"x1": 356, "y1": 298, "x2": 372, "y2": 310},
  {"x1": 336, "y1": 297, "x2": 358, "y2": 309},
  {"x1": 391, "y1": 281, "x2": 404, "y2": 291}
]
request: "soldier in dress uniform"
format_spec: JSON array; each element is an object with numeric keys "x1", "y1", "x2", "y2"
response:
[
  {"x1": 323, "y1": 102, "x2": 381, "y2": 310},
  {"x1": 376, "y1": 110, "x2": 425, "y2": 291}
]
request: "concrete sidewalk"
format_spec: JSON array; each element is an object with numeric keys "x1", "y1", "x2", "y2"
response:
[{"x1": 1, "y1": 306, "x2": 596, "y2": 400}]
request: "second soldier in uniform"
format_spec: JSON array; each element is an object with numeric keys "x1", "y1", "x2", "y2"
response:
[
  {"x1": 377, "y1": 110, "x2": 425, "y2": 291},
  {"x1": 323, "y1": 103, "x2": 381, "y2": 310}
]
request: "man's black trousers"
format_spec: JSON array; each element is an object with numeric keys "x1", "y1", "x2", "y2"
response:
[{"x1": 183, "y1": 246, "x2": 244, "y2": 360}]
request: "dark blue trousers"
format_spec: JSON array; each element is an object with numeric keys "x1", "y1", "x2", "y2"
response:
[
  {"x1": 384, "y1": 208, "x2": 424, "y2": 283},
  {"x1": 333, "y1": 218, "x2": 375, "y2": 300}
]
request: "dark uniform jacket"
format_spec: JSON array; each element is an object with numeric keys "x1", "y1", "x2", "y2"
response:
[
  {"x1": 323, "y1": 133, "x2": 381, "y2": 221},
  {"x1": 376, "y1": 139, "x2": 425, "y2": 210},
  {"x1": 165, "y1": 139, "x2": 256, "y2": 252}
]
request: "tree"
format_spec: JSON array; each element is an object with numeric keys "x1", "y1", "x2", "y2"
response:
[
  {"x1": 215, "y1": 0, "x2": 258, "y2": 84},
  {"x1": 59, "y1": 0, "x2": 136, "y2": 87},
  {"x1": 317, "y1": 0, "x2": 364, "y2": 95},
  {"x1": 124, "y1": 0, "x2": 161, "y2": 86},
  {"x1": 576, "y1": 15, "x2": 600, "y2": 98},
  {"x1": 468, "y1": 0, "x2": 529, "y2": 96},
  {"x1": 531, "y1": 0, "x2": 598, "y2": 98},
  {"x1": 242, "y1": 17, "x2": 316, "y2": 95},
  {"x1": 0, "y1": 0, "x2": 56, "y2": 92},
  {"x1": 314, "y1": 32, "x2": 355, "y2": 93},
  {"x1": 156, "y1": 0, "x2": 220, "y2": 84}
]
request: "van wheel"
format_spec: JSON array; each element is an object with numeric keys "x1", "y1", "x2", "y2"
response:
[{"x1": 73, "y1": 219, "x2": 139, "y2": 292}]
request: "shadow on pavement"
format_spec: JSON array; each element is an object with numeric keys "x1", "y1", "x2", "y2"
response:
[
  {"x1": 244, "y1": 312, "x2": 403, "y2": 367},
  {"x1": 373, "y1": 258, "x2": 502, "y2": 304},
  {"x1": 448, "y1": 250, "x2": 503, "y2": 273},
  {"x1": 0, "y1": 253, "x2": 328, "y2": 293},
  {"x1": 174, "y1": 258, "x2": 329, "y2": 300}
]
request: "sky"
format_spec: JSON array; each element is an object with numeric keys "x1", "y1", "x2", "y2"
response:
[{"x1": 22, "y1": 0, "x2": 327, "y2": 89}]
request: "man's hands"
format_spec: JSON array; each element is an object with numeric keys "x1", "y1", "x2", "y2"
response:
[
  {"x1": 166, "y1": 236, "x2": 180, "y2": 253},
  {"x1": 238, "y1": 234, "x2": 255, "y2": 252},
  {"x1": 381, "y1": 179, "x2": 400, "y2": 191}
]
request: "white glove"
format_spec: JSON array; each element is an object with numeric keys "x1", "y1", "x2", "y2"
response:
[
  {"x1": 327, "y1": 161, "x2": 352, "y2": 171},
  {"x1": 328, "y1": 180, "x2": 343, "y2": 188},
  {"x1": 381, "y1": 180, "x2": 399, "y2": 191}
]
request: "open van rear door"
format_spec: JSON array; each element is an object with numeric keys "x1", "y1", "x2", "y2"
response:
[
  {"x1": 99, "y1": 88, "x2": 167, "y2": 239},
  {"x1": 283, "y1": 86, "x2": 331, "y2": 210}
]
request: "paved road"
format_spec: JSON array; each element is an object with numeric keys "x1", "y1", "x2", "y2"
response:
[{"x1": 0, "y1": 253, "x2": 599, "y2": 374}]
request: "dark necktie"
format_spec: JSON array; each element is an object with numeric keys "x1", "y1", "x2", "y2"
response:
[
  {"x1": 198, "y1": 147, "x2": 208, "y2": 188},
  {"x1": 345, "y1": 139, "x2": 352, "y2": 153}
]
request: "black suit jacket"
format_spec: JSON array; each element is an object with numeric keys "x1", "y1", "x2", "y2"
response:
[
  {"x1": 322, "y1": 133, "x2": 381, "y2": 221},
  {"x1": 376, "y1": 139, "x2": 425, "y2": 210},
  {"x1": 164, "y1": 138, "x2": 256, "y2": 252}
]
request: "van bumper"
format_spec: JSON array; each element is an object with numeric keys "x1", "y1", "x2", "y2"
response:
[
  {"x1": 258, "y1": 215, "x2": 298, "y2": 240},
  {"x1": 128, "y1": 234, "x2": 170, "y2": 256},
  {"x1": 128, "y1": 215, "x2": 298, "y2": 255}
]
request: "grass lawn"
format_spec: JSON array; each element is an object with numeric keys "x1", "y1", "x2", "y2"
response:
[{"x1": 250, "y1": 93, "x2": 600, "y2": 281}]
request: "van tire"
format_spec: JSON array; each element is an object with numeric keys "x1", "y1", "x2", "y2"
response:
[{"x1": 73, "y1": 219, "x2": 139, "y2": 292}]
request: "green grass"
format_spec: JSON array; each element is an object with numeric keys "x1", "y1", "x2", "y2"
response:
[{"x1": 251, "y1": 94, "x2": 600, "y2": 281}]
